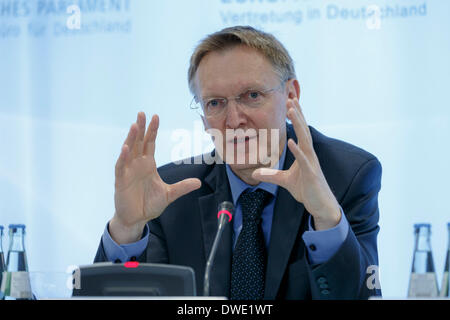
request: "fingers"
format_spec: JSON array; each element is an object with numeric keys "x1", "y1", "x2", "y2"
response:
[
  {"x1": 143, "y1": 114, "x2": 159, "y2": 157},
  {"x1": 115, "y1": 144, "x2": 129, "y2": 178},
  {"x1": 134, "y1": 112, "x2": 146, "y2": 158},
  {"x1": 252, "y1": 168, "x2": 288, "y2": 189},
  {"x1": 287, "y1": 138, "x2": 308, "y2": 169},
  {"x1": 116, "y1": 112, "x2": 148, "y2": 177},
  {"x1": 122, "y1": 122, "x2": 138, "y2": 163},
  {"x1": 286, "y1": 99, "x2": 313, "y2": 156},
  {"x1": 167, "y1": 178, "x2": 202, "y2": 204},
  {"x1": 252, "y1": 139, "x2": 309, "y2": 189},
  {"x1": 116, "y1": 121, "x2": 137, "y2": 178}
]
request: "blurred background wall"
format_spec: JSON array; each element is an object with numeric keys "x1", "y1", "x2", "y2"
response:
[{"x1": 0, "y1": 0, "x2": 449, "y2": 298}]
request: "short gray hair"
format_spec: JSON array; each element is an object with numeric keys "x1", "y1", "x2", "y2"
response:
[{"x1": 188, "y1": 25, "x2": 296, "y2": 94}]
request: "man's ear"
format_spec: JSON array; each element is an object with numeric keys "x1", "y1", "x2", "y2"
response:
[{"x1": 287, "y1": 79, "x2": 300, "y2": 100}]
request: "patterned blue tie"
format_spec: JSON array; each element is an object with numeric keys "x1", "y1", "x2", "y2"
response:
[{"x1": 230, "y1": 188, "x2": 271, "y2": 300}]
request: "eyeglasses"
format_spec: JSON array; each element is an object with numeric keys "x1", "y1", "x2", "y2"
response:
[{"x1": 190, "y1": 82, "x2": 285, "y2": 119}]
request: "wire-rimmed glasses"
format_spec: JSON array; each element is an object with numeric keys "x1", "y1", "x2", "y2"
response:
[{"x1": 190, "y1": 82, "x2": 285, "y2": 119}]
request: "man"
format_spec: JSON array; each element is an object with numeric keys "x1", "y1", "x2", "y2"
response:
[{"x1": 94, "y1": 26, "x2": 382, "y2": 299}]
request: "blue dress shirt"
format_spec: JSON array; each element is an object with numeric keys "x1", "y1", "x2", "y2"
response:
[{"x1": 102, "y1": 142, "x2": 349, "y2": 265}]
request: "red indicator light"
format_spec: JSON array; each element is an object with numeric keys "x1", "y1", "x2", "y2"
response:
[
  {"x1": 217, "y1": 210, "x2": 232, "y2": 222},
  {"x1": 124, "y1": 261, "x2": 139, "y2": 268}
]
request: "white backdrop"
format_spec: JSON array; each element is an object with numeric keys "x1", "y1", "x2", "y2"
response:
[{"x1": 0, "y1": 0, "x2": 449, "y2": 298}]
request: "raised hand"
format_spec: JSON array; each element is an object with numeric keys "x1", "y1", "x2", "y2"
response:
[
  {"x1": 252, "y1": 99, "x2": 341, "y2": 230},
  {"x1": 111, "y1": 112, "x2": 201, "y2": 244}
]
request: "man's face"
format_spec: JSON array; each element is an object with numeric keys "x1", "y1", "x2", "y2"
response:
[{"x1": 194, "y1": 45, "x2": 293, "y2": 171}]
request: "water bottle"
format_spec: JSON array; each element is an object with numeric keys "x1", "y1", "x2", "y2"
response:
[
  {"x1": 407, "y1": 223, "x2": 439, "y2": 297},
  {"x1": 0, "y1": 225, "x2": 5, "y2": 300},
  {"x1": 440, "y1": 222, "x2": 450, "y2": 297},
  {"x1": 3, "y1": 224, "x2": 32, "y2": 300}
]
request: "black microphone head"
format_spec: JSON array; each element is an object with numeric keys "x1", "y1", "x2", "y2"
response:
[{"x1": 217, "y1": 201, "x2": 234, "y2": 223}]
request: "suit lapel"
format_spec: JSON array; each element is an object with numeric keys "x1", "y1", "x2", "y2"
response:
[
  {"x1": 198, "y1": 162, "x2": 233, "y2": 297},
  {"x1": 197, "y1": 124, "x2": 305, "y2": 299},
  {"x1": 264, "y1": 125, "x2": 306, "y2": 299}
]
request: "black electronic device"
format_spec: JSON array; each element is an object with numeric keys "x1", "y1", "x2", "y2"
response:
[{"x1": 72, "y1": 262, "x2": 196, "y2": 297}]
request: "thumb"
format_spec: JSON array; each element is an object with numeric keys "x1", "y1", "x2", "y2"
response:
[
  {"x1": 167, "y1": 178, "x2": 202, "y2": 203},
  {"x1": 252, "y1": 168, "x2": 287, "y2": 188}
]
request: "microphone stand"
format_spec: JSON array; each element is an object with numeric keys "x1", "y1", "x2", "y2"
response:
[{"x1": 203, "y1": 202, "x2": 233, "y2": 297}]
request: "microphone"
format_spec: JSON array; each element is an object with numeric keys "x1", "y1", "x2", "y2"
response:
[{"x1": 203, "y1": 201, "x2": 234, "y2": 297}]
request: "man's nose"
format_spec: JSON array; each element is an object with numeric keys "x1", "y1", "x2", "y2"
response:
[{"x1": 225, "y1": 100, "x2": 246, "y2": 129}]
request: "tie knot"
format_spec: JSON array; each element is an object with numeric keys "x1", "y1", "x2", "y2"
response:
[{"x1": 239, "y1": 189, "x2": 271, "y2": 222}]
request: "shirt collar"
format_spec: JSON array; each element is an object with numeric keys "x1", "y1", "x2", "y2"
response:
[{"x1": 225, "y1": 141, "x2": 287, "y2": 205}]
